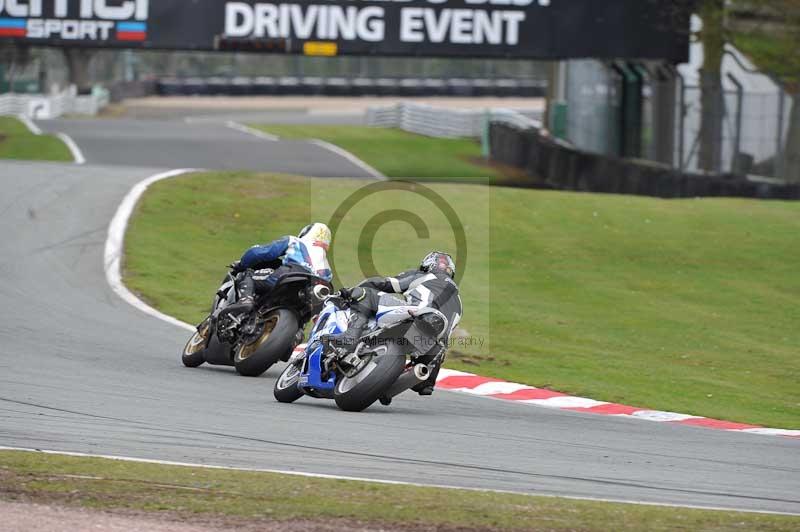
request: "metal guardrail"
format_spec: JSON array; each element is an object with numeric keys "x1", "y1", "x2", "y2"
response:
[
  {"x1": 366, "y1": 102, "x2": 541, "y2": 138},
  {"x1": 0, "y1": 86, "x2": 109, "y2": 119}
]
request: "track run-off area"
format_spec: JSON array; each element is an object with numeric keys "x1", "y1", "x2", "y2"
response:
[{"x1": 0, "y1": 113, "x2": 798, "y2": 516}]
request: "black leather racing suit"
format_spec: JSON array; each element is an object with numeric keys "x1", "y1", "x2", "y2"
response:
[{"x1": 338, "y1": 269, "x2": 463, "y2": 391}]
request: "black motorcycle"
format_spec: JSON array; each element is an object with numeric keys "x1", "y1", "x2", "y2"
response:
[{"x1": 181, "y1": 264, "x2": 332, "y2": 376}]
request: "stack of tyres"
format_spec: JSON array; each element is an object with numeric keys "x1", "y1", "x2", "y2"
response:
[
  {"x1": 230, "y1": 77, "x2": 254, "y2": 96},
  {"x1": 252, "y1": 77, "x2": 277, "y2": 95},
  {"x1": 350, "y1": 78, "x2": 374, "y2": 96},
  {"x1": 324, "y1": 77, "x2": 351, "y2": 96}
]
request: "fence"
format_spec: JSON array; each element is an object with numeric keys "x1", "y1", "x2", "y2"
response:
[
  {"x1": 558, "y1": 48, "x2": 799, "y2": 183},
  {"x1": 0, "y1": 86, "x2": 109, "y2": 119},
  {"x1": 367, "y1": 102, "x2": 541, "y2": 139},
  {"x1": 677, "y1": 78, "x2": 796, "y2": 180}
]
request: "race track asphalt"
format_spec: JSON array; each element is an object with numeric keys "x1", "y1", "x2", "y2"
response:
[
  {"x1": 0, "y1": 148, "x2": 799, "y2": 515},
  {"x1": 35, "y1": 118, "x2": 374, "y2": 177}
]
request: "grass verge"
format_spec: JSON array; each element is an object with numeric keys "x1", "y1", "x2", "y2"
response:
[
  {"x1": 251, "y1": 124, "x2": 501, "y2": 181},
  {"x1": 0, "y1": 116, "x2": 72, "y2": 161},
  {"x1": 2, "y1": 451, "x2": 798, "y2": 531},
  {"x1": 124, "y1": 171, "x2": 800, "y2": 428}
]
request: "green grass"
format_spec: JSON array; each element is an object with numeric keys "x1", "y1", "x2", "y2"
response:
[
  {"x1": 251, "y1": 124, "x2": 501, "y2": 181},
  {"x1": 124, "y1": 171, "x2": 800, "y2": 428},
  {"x1": 0, "y1": 116, "x2": 72, "y2": 161},
  {"x1": 2, "y1": 451, "x2": 798, "y2": 531}
]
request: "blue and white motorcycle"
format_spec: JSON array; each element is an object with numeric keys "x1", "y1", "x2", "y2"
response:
[{"x1": 273, "y1": 288, "x2": 449, "y2": 411}]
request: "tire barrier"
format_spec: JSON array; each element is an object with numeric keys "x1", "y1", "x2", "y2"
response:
[
  {"x1": 155, "y1": 77, "x2": 546, "y2": 98},
  {"x1": 108, "y1": 80, "x2": 158, "y2": 102},
  {"x1": 489, "y1": 123, "x2": 800, "y2": 200}
]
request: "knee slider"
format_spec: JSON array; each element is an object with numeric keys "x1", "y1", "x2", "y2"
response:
[{"x1": 351, "y1": 287, "x2": 367, "y2": 302}]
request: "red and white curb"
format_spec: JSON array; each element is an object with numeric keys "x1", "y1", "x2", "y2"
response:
[
  {"x1": 435, "y1": 369, "x2": 800, "y2": 438},
  {"x1": 287, "y1": 345, "x2": 799, "y2": 438}
]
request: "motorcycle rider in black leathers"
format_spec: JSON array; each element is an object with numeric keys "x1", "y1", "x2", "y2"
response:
[{"x1": 334, "y1": 251, "x2": 462, "y2": 396}]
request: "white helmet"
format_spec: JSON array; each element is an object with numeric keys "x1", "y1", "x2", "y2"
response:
[{"x1": 298, "y1": 222, "x2": 332, "y2": 250}]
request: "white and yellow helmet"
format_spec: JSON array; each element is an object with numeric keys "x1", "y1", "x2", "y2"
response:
[{"x1": 298, "y1": 222, "x2": 332, "y2": 250}]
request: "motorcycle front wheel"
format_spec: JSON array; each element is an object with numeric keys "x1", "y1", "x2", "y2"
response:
[
  {"x1": 233, "y1": 309, "x2": 298, "y2": 377},
  {"x1": 181, "y1": 321, "x2": 210, "y2": 367},
  {"x1": 274, "y1": 363, "x2": 304, "y2": 403}
]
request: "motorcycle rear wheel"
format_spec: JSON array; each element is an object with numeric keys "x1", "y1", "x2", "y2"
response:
[
  {"x1": 234, "y1": 309, "x2": 298, "y2": 377},
  {"x1": 334, "y1": 352, "x2": 406, "y2": 412}
]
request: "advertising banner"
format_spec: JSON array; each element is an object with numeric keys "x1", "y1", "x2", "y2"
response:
[{"x1": 0, "y1": 0, "x2": 692, "y2": 62}]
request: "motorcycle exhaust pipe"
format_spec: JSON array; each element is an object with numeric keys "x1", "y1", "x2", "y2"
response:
[
  {"x1": 413, "y1": 363, "x2": 430, "y2": 381},
  {"x1": 312, "y1": 285, "x2": 331, "y2": 300},
  {"x1": 384, "y1": 363, "x2": 430, "y2": 399}
]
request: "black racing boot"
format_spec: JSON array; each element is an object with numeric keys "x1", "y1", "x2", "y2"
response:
[
  {"x1": 326, "y1": 311, "x2": 369, "y2": 357},
  {"x1": 219, "y1": 296, "x2": 255, "y2": 319},
  {"x1": 219, "y1": 274, "x2": 256, "y2": 320}
]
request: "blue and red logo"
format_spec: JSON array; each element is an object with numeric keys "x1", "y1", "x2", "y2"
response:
[
  {"x1": 0, "y1": 18, "x2": 27, "y2": 37},
  {"x1": 116, "y1": 21, "x2": 147, "y2": 41}
]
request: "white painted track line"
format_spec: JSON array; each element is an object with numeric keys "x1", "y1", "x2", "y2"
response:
[
  {"x1": 2, "y1": 446, "x2": 797, "y2": 516},
  {"x1": 17, "y1": 114, "x2": 42, "y2": 135},
  {"x1": 104, "y1": 168, "x2": 197, "y2": 332},
  {"x1": 309, "y1": 138, "x2": 386, "y2": 180},
  {"x1": 14, "y1": 114, "x2": 85, "y2": 165},
  {"x1": 56, "y1": 132, "x2": 86, "y2": 164},
  {"x1": 215, "y1": 119, "x2": 384, "y2": 180},
  {"x1": 225, "y1": 121, "x2": 279, "y2": 141}
]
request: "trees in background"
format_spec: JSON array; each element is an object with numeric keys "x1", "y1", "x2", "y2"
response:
[
  {"x1": 0, "y1": 42, "x2": 31, "y2": 92},
  {"x1": 697, "y1": 0, "x2": 726, "y2": 173},
  {"x1": 699, "y1": 0, "x2": 800, "y2": 180}
]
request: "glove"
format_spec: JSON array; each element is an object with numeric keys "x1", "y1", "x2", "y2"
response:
[
  {"x1": 338, "y1": 287, "x2": 353, "y2": 300},
  {"x1": 338, "y1": 287, "x2": 366, "y2": 302}
]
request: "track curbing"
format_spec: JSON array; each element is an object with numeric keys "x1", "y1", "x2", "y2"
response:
[{"x1": 434, "y1": 368, "x2": 800, "y2": 438}]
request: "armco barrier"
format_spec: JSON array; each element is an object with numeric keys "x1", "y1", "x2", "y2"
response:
[
  {"x1": 489, "y1": 123, "x2": 800, "y2": 200},
  {"x1": 368, "y1": 102, "x2": 541, "y2": 139},
  {"x1": 0, "y1": 86, "x2": 109, "y2": 119}
]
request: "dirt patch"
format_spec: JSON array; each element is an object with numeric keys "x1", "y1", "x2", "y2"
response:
[
  {"x1": 0, "y1": 498, "x2": 517, "y2": 532},
  {"x1": 462, "y1": 156, "x2": 533, "y2": 185},
  {"x1": 0, "y1": 469, "x2": 522, "y2": 532}
]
